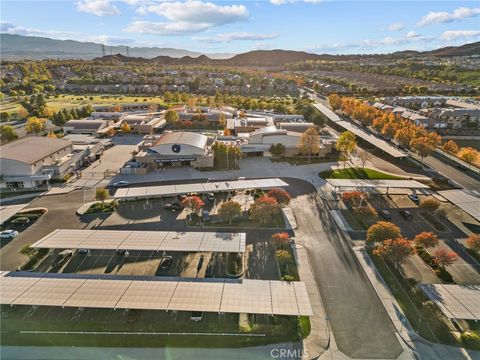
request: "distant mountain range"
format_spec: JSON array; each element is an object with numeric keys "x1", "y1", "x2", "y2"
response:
[
  {"x1": 1, "y1": 34, "x2": 479, "y2": 65},
  {"x1": 0, "y1": 34, "x2": 232, "y2": 60}
]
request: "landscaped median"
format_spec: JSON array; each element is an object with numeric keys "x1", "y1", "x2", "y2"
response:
[
  {"x1": 319, "y1": 167, "x2": 403, "y2": 180},
  {"x1": 77, "y1": 200, "x2": 117, "y2": 216}
]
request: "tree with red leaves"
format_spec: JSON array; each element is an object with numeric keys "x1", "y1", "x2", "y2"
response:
[
  {"x1": 181, "y1": 195, "x2": 204, "y2": 220},
  {"x1": 466, "y1": 234, "x2": 480, "y2": 253},
  {"x1": 249, "y1": 195, "x2": 280, "y2": 225},
  {"x1": 271, "y1": 232, "x2": 290, "y2": 249},
  {"x1": 433, "y1": 249, "x2": 458, "y2": 267},
  {"x1": 267, "y1": 188, "x2": 291, "y2": 205},
  {"x1": 373, "y1": 237, "x2": 415, "y2": 268},
  {"x1": 414, "y1": 232, "x2": 439, "y2": 249}
]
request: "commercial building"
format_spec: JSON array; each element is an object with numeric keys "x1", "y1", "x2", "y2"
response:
[
  {"x1": 0, "y1": 137, "x2": 78, "y2": 189},
  {"x1": 63, "y1": 119, "x2": 115, "y2": 137},
  {"x1": 120, "y1": 114, "x2": 167, "y2": 134},
  {"x1": 134, "y1": 131, "x2": 214, "y2": 169}
]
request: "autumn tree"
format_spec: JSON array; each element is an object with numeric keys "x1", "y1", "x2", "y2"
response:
[
  {"x1": 218, "y1": 200, "x2": 242, "y2": 224},
  {"x1": 121, "y1": 122, "x2": 131, "y2": 133},
  {"x1": 433, "y1": 249, "x2": 458, "y2": 267},
  {"x1": 373, "y1": 237, "x2": 415, "y2": 268},
  {"x1": 95, "y1": 187, "x2": 109, "y2": 204},
  {"x1": 394, "y1": 127, "x2": 414, "y2": 148},
  {"x1": 466, "y1": 234, "x2": 480, "y2": 253},
  {"x1": 443, "y1": 140, "x2": 459, "y2": 155},
  {"x1": 0, "y1": 125, "x2": 18, "y2": 142},
  {"x1": 410, "y1": 137, "x2": 434, "y2": 162},
  {"x1": 419, "y1": 198, "x2": 441, "y2": 213},
  {"x1": 366, "y1": 221, "x2": 401, "y2": 243},
  {"x1": 271, "y1": 232, "x2": 290, "y2": 249},
  {"x1": 459, "y1": 147, "x2": 478, "y2": 169},
  {"x1": 328, "y1": 94, "x2": 342, "y2": 111},
  {"x1": 47, "y1": 132, "x2": 57, "y2": 138},
  {"x1": 24, "y1": 116, "x2": 46, "y2": 135},
  {"x1": 414, "y1": 232, "x2": 439, "y2": 249},
  {"x1": 267, "y1": 188, "x2": 291, "y2": 205},
  {"x1": 269, "y1": 143, "x2": 286, "y2": 158},
  {"x1": 341, "y1": 191, "x2": 367, "y2": 208},
  {"x1": 353, "y1": 206, "x2": 378, "y2": 220},
  {"x1": 358, "y1": 149, "x2": 370, "y2": 169},
  {"x1": 298, "y1": 127, "x2": 320, "y2": 162},
  {"x1": 249, "y1": 195, "x2": 280, "y2": 225},
  {"x1": 336, "y1": 131, "x2": 356, "y2": 166},
  {"x1": 181, "y1": 195, "x2": 204, "y2": 220}
]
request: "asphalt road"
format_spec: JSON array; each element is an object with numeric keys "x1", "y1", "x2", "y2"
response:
[{"x1": 291, "y1": 194, "x2": 403, "y2": 359}]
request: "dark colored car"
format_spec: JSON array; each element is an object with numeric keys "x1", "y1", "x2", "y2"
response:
[
  {"x1": 160, "y1": 256, "x2": 173, "y2": 270},
  {"x1": 52, "y1": 250, "x2": 73, "y2": 269},
  {"x1": 164, "y1": 202, "x2": 182, "y2": 211},
  {"x1": 400, "y1": 210, "x2": 413, "y2": 220},
  {"x1": 408, "y1": 194, "x2": 419, "y2": 203},
  {"x1": 379, "y1": 210, "x2": 392, "y2": 220},
  {"x1": 197, "y1": 255, "x2": 204, "y2": 272},
  {"x1": 201, "y1": 210, "x2": 210, "y2": 222}
]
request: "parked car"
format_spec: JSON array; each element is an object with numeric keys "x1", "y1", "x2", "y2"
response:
[
  {"x1": 201, "y1": 210, "x2": 211, "y2": 222},
  {"x1": 455, "y1": 164, "x2": 468, "y2": 171},
  {"x1": 379, "y1": 210, "x2": 392, "y2": 220},
  {"x1": 197, "y1": 255, "x2": 204, "y2": 272},
  {"x1": 164, "y1": 202, "x2": 182, "y2": 211},
  {"x1": 11, "y1": 217, "x2": 30, "y2": 226},
  {"x1": 408, "y1": 194, "x2": 419, "y2": 203},
  {"x1": 116, "y1": 249, "x2": 129, "y2": 257},
  {"x1": 52, "y1": 250, "x2": 73, "y2": 269},
  {"x1": 113, "y1": 181, "x2": 130, "y2": 188},
  {"x1": 0, "y1": 230, "x2": 19, "y2": 239},
  {"x1": 207, "y1": 193, "x2": 215, "y2": 201},
  {"x1": 160, "y1": 256, "x2": 173, "y2": 270},
  {"x1": 400, "y1": 210, "x2": 413, "y2": 220},
  {"x1": 190, "y1": 311, "x2": 204, "y2": 322},
  {"x1": 77, "y1": 249, "x2": 91, "y2": 255}
]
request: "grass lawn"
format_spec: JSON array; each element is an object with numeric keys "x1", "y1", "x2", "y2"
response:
[
  {"x1": 319, "y1": 167, "x2": 403, "y2": 180},
  {"x1": 368, "y1": 250, "x2": 460, "y2": 346},
  {"x1": 341, "y1": 210, "x2": 369, "y2": 231},
  {"x1": 1, "y1": 306, "x2": 302, "y2": 348}
]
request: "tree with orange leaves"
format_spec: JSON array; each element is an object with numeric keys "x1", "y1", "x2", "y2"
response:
[
  {"x1": 443, "y1": 140, "x2": 459, "y2": 155},
  {"x1": 373, "y1": 237, "x2": 415, "y2": 268}
]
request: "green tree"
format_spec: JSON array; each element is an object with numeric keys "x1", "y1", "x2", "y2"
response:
[
  {"x1": 269, "y1": 143, "x2": 286, "y2": 158},
  {"x1": 165, "y1": 110, "x2": 179, "y2": 129},
  {"x1": 336, "y1": 131, "x2": 357, "y2": 166},
  {"x1": 218, "y1": 200, "x2": 242, "y2": 224},
  {"x1": 0, "y1": 125, "x2": 18, "y2": 142}
]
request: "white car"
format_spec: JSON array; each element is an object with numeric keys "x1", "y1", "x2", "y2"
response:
[
  {"x1": 0, "y1": 230, "x2": 19, "y2": 239},
  {"x1": 113, "y1": 181, "x2": 130, "y2": 188}
]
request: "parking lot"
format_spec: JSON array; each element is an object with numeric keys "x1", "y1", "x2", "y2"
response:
[{"x1": 35, "y1": 249, "x2": 225, "y2": 278}]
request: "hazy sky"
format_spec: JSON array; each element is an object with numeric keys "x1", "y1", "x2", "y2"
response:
[{"x1": 1, "y1": 0, "x2": 480, "y2": 54}]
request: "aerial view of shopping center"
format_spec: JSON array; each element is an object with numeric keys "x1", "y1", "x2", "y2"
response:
[{"x1": 1, "y1": 1, "x2": 480, "y2": 359}]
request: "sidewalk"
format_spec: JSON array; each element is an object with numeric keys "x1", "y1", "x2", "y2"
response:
[
  {"x1": 291, "y1": 238, "x2": 330, "y2": 359},
  {"x1": 353, "y1": 246, "x2": 480, "y2": 360}
]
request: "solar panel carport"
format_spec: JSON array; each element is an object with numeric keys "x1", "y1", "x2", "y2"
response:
[
  {"x1": 113, "y1": 178, "x2": 289, "y2": 200},
  {"x1": 327, "y1": 179, "x2": 429, "y2": 192},
  {"x1": 0, "y1": 272, "x2": 313, "y2": 316},
  {"x1": 31, "y1": 229, "x2": 246, "y2": 253}
]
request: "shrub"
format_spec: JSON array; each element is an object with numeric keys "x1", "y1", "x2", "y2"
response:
[
  {"x1": 419, "y1": 198, "x2": 441, "y2": 213},
  {"x1": 298, "y1": 316, "x2": 311, "y2": 339},
  {"x1": 20, "y1": 244, "x2": 34, "y2": 256},
  {"x1": 461, "y1": 331, "x2": 480, "y2": 350},
  {"x1": 416, "y1": 246, "x2": 454, "y2": 283},
  {"x1": 271, "y1": 232, "x2": 290, "y2": 248}
]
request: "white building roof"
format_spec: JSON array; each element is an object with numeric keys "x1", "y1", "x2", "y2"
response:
[
  {"x1": 438, "y1": 190, "x2": 480, "y2": 221},
  {"x1": 313, "y1": 103, "x2": 406, "y2": 158},
  {"x1": 0, "y1": 272, "x2": 313, "y2": 316},
  {"x1": 420, "y1": 284, "x2": 480, "y2": 320},
  {"x1": 152, "y1": 131, "x2": 208, "y2": 149},
  {"x1": 113, "y1": 178, "x2": 288, "y2": 200},
  {"x1": 31, "y1": 229, "x2": 246, "y2": 253}
]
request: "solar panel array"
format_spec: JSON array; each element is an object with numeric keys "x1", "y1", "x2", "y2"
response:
[
  {"x1": 327, "y1": 179, "x2": 430, "y2": 189},
  {"x1": 113, "y1": 178, "x2": 289, "y2": 199},
  {"x1": 420, "y1": 284, "x2": 480, "y2": 320},
  {"x1": 0, "y1": 272, "x2": 313, "y2": 316},
  {"x1": 31, "y1": 229, "x2": 246, "y2": 253},
  {"x1": 438, "y1": 190, "x2": 480, "y2": 221}
]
